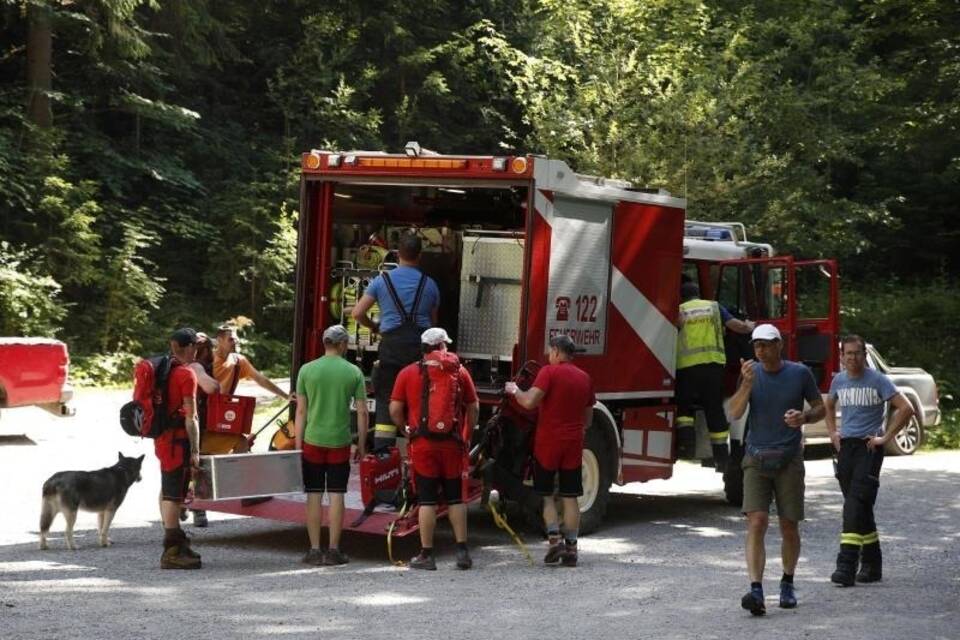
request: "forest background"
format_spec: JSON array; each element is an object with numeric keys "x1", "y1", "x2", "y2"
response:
[{"x1": 1, "y1": 1, "x2": 958, "y2": 442}]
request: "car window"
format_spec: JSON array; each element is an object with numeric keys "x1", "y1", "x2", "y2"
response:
[{"x1": 867, "y1": 345, "x2": 890, "y2": 372}]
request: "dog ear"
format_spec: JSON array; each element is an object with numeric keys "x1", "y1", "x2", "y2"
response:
[
  {"x1": 137, "y1": 454, "x2": 145, "y2": 463},
  {"x1": 118, "y1": 451, "x2": 123, "y2": 461}
]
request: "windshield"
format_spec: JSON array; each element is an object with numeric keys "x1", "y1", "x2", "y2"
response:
[{"x1": 867, "y1": 344, "x2": 890, "y2": 372}]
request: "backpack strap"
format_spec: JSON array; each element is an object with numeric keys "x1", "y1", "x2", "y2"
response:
[
  {"x1": 227, "y1": 356, "x2": 241, "y2": 395},
  {"x1": 409, "y1": 273, "x2": 427, "y2": 321},
  {"x1": 418, "y1": 359, "x2": 430, "y2": 437}
]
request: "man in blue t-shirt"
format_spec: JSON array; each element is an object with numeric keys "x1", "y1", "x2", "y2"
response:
[
  {"x1": 824, "y1": 334, "x2": 915, "y2": 587},
  {"x1": 728, "y1": 324, "x2": 824, "y2": 615},
  {"x1": 352, "y1": 232, "x2": 440, "y2": 450}
]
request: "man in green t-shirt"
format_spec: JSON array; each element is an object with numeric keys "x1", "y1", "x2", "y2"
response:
[{"x1": 294, "y1": 324, "x2": 369, "y2": 566}]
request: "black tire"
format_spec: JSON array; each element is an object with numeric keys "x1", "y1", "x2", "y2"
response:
[
  {"x1": 574, "y1": 425, "x2": 614, "y2": 535},
  {"x1": 723, "y1": 440, "x2": 744, "y2": 507},
  {"x1": 884, "y1": 412, "x2": 923, "y2": 456}
]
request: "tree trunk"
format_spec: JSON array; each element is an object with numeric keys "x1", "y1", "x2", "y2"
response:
[{"x1": 26, "y1": 1, "x2": 53, "y2": 128}]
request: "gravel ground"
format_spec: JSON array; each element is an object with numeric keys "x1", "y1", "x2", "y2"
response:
[{"x1": 1, "y1": 386, "x2": 957, "y2": 640}]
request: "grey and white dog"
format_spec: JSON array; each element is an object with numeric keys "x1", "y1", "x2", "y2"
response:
[{"x1": 39, "y1": 452, "x2": 144, "y2": 550}]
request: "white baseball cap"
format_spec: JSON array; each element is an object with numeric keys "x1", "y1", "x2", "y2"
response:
[
  {"x1": 751, "y1": 323, "x2": 782, "y2": 342},
  {"x1": 421, "y1": 327, "x2": 453, "y2": 346},
  {"x1": 322, "y1": 324, "x2": 350, "y2": 344}
]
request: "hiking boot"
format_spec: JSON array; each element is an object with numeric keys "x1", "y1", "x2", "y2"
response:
[
  {"x1": 543, "y1": 539, "x2": 563, "y2": 564},
  {"x1": 712, "y1": 444, "x2": 729, "y2": 474},
  {"x1": 831, "y1": 551, "x2": 857, "y2": 587},
  {"x1": 161, "y1": 545, "x2": 201, "y2": 569},
  {"x1": 858, "y1": 543, "x2": 882, "y2": 583},
  {"x1": 455, "y1": 547, "x2": 473, "y2": 570},
  {"x1": 408, "y1": 552, "x2": 437, "y2": 571},
  {"x1": 856, "y1": 561, "x2": 882, "y2": 583},
  {"x1": 560, "y1": 542, "x2": 578, "y2": 567},
  {"x1": 740, "y1": 588, "x2": 765, "y2": 616},
  {"x1": 192, "y1": 510, "x2": 208, "y2": 528},
  {"x1": 323, "y1": 548, "x2": 349, "y2": 566},
  {"x1": 779, "y1": 581, "x2": 797, "y2": 609},
  {"x1": 302, "y1": 548, "x2": 324, "y2": 566}
]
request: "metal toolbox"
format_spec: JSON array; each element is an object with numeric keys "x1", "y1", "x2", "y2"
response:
[{"x1": 195, "y1": 451, "x2": 304, "y2": 500}]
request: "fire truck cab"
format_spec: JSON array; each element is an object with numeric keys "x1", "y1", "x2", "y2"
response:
[{"x1": 290, "y1": 145, "x2": 839, "y2": 533}]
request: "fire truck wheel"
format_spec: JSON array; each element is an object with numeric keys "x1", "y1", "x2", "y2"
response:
[
  {"x1": 574, "y1": 426, "x2": 613, "y2": 535},
  {"x1": 723, "y1": 440, "x2": 744, "y2": 507}
]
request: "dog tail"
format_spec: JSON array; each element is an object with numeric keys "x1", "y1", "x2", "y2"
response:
[
  {"x1": 39, "y1": 496, "x2": 56, "y2": 533},
  {"x1": 42, "y1": 477, "x2": 60, "y2": 498}
]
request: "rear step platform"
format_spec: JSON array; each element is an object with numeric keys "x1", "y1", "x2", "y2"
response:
[{"x1": 189, "y1": 473, "x2": 484, "y2": 537}]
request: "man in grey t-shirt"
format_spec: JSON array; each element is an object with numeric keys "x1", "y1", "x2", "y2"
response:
[
  {"x1": 824, "y1": 334, "x2": 915, "y2": 586},
  {"x1": 728, "y1": 324, "x2": 824, "y2": 615}
]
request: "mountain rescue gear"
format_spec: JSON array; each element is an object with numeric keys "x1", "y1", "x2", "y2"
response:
[
  {"x1": 121, "y1": 356, "x2": 182, "y2": 438},
  {"x1": 412, "y1": 351, "x2": 464, "y2": 441},
  {"x1": 676, "y1": 299, "x2": 726, "y2": 369},
  {"x1": 486, "y1": 491, "x2": 534, "y2": 566},
  {"x1": 350, "y1": 447, "x2": 407, "y2": 527}
]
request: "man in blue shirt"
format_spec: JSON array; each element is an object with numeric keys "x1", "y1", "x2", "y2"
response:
[
  {"x1": 352, "y1": 232, "x2": 439, "y2": 451},
  {"x1": 824, "y1": 334, "x2": 914, "y2": 586},
  {"x1": 728, "y1": 323, "x2": 824, "y2": 615}
]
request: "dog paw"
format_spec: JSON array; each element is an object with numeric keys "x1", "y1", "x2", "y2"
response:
[
  {"x1": 99, "y1": 539, "x2": 112, "y2": 547},
  {"x1": 39, "y1": 541, "x2": 48, "y2": 551}
]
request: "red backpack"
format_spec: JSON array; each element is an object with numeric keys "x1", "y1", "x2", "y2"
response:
[
  {"x1": 119, "y1": 355, "x2": 184, "y2": 438},
  {"x1": 415, "y1": 351, "x2": 464, "y2": 440}
]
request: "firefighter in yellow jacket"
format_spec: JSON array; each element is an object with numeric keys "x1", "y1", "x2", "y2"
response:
[{"x1": 676, "y1": 281, "x2": 754, "y2": 471}]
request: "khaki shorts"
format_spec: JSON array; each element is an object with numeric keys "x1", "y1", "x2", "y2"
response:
[{"x1": 741, "y1": 452, "x2": 805, "y2": 522}]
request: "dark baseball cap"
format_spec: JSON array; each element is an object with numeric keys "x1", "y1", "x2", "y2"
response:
[
  {"x1": 170, "y1": 327, "x2": 198, "y2": 347},
  {"x1": 549, "y1": 334, "x2": 577, "y2": 356}
]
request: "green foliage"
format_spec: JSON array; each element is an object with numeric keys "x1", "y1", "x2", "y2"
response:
[
  {"x1": 925, "y1": 410, "x2": 960, "y2": 450},
  {"x1": 841, "y1": 278, "x2": 959, "y2": 410},
  {"x1": 69, "y1": 351, "x2": 140, "y2": 388},
  {"x1": 0, "y1": 242, "x2": 66, "y2": 336},
  {"x1": 1, "y1": 0, "x2": 958, "y2": 383}
]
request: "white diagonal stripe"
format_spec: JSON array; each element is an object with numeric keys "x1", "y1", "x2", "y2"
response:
[
  {"x1": 534, "y1": 189, "x2": 554, "y2": 227},
  {"x1": 610, "y1": 267, "x2": 677, "y2": 375}
]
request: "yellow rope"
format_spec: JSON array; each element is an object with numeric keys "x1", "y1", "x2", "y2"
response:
[
  {"x1": 386, "y1": 501, "x2": 410, "y2": 566},
  {"x1": 487, "y1": 501, "x2": 534, "y2": 566}
]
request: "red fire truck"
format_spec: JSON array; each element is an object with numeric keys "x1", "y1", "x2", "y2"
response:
[{"x1": 192, "y1": 145, "x2": 838, "y2": 536}]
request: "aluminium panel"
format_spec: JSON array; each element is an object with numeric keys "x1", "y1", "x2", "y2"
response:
[
  {"x1": 457, "y1": 236, "x2": 524, "y2": 360},
  {"x1": 196, "y1": 451, "x2": 304, "y2": 500}
]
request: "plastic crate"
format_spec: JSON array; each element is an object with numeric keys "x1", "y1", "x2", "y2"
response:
[{"x1": 205, "y1": 393, "x2": 255, "y2": 434}]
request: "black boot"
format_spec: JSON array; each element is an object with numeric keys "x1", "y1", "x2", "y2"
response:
[
  {"x1": 857, "y1": 542, "x2": 882, "y2": 583},
  {"x1": 712, "y1": 443, "x2": 729, "y2": 473},
  {"x1": 676, "y1": 427, "x2": 696, "y2": 458},
  {"x1": 830, "y1": 548, "x2": 857, "y2": 587}
]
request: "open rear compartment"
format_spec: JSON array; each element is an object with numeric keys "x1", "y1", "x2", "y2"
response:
[{"x1": 318, "y1": 181, "x2": 531, "y2": 398}]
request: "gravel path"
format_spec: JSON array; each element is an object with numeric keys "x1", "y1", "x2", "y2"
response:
[{"x1": 1, "y1": 387, "x2": 957, "y2": 639}]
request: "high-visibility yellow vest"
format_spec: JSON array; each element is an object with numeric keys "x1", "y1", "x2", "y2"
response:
[{"x1": 677, "y1": 299, "x2": 726, "y2": 369}]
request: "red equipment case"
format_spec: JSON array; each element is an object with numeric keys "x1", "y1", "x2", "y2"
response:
[{"x1": 205, "y1": 393, "x2": 256, "y2": 434}]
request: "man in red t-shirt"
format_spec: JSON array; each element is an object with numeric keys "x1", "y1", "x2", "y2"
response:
[
  {"x1": 506, "y1": 334, "x2": 595, "y2": 567},
  {"x1": 155, "y1": 327, "x2": 202, "y2": 569},
  {"x1": 389, "y1": 327, "x2": 479, "y2": 571}
]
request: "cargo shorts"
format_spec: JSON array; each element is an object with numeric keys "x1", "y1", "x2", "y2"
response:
[{"x1": 741, "y1": 451, "x2": 805, "y2": 522}]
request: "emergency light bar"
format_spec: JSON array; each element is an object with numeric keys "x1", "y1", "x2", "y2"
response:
[{"x1": 300, "y1": 150, "x2": 532, "y2": 177}]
